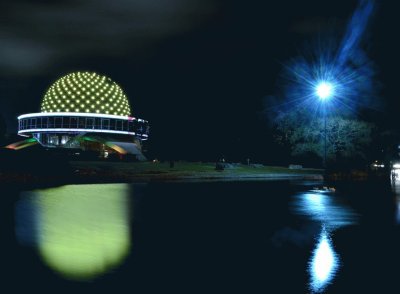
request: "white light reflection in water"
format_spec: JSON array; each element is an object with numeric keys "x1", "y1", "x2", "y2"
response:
[
  {"x1": 390, "y1": 172, "x2": 400, "y2": 223},
  {"x1": 310, "y1": 228, "x2": 339, "y2": 293},
  {"x1": 293, "y1": 192, "x2": 357, "y2": 230},
  {"x1": 292, "y1": 190, "x2": 358, "y2": 293},
  {"x1": 18, "y1": 184, "x2": 131, "y2": 281}
]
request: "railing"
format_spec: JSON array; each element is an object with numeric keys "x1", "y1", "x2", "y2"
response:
[{"x1": 17, "y1": 113, "x2": 149, "y2": 139}]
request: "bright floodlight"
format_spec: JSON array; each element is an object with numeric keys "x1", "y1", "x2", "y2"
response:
[{"x1": 316, "y1": 82, "x2": 333, "y2": 100}]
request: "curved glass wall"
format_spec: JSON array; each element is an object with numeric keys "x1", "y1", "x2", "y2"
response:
[{"x1": 18, "y1": 113, "x2": 149, "y2": 139}]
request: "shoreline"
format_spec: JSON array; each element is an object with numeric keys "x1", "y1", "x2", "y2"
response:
[
  {"x1": 72, "y1": 172, "x2": 324, "y2": 184},
  {"x1": 69, "y1": 161, "x2": 324, "y2": 183},
  {"x1": 0, "y1": 161, "x2": 324, "y2": 185}
]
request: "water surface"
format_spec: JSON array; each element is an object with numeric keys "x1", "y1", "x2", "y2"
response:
[{"x1": 3, "y1": 179, "x2": 400, "y2": 293}]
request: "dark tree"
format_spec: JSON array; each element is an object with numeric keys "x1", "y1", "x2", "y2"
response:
[{"x1": 273, "y1": 109, "x2": 375, "y2": 163}]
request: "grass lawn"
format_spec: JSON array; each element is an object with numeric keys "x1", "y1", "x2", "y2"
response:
[{"x1": 70, "y1": 161, "x2": 323, "y2": 180}]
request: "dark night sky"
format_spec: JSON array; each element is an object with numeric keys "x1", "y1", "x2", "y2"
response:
[{"x1": 0, "y1": 0, "x2": 397, "y2": 162}]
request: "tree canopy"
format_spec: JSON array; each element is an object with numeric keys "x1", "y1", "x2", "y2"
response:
[{"x1": 273, "y1": 109, "x2": 374, "y2": 163}]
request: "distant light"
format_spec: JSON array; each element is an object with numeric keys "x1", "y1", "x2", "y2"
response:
[
  {"x1": 316, "y1": 82, "x2": 334, "y2": 100},
  {"x1": 393, "y1": 163, "x2": 400, "y2": 169},
  {"x1": 373, "y1": 163, "x2": 384, "y2": 168}
]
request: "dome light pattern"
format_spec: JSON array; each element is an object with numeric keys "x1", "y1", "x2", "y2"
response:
[{"x1": 41, "y1": 72, "x2": 131, "y2": 116}]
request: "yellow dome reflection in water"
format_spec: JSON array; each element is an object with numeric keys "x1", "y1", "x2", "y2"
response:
[{"x1": 33, "y1": 184, "x2": 131, "y2": 280}]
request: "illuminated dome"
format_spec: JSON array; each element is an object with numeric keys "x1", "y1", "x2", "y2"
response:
[{"x1": 41, "y1": 72, "x2": 131, "y2": 116}]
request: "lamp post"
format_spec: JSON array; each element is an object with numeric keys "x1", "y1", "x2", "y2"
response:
[{"x1": 315, "y1": 82, "x2": 334, "y2": 168}]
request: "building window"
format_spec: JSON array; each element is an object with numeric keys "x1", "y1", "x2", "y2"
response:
[
  {"x1": 78, "y1": 117, "x2": 85, "y2": 128},
  {"x1": 86, "y1": 118, "x2": 94, "y2": 129},
  {"x1": 95, "y1": 118, "x2": 101, "y2": 129},
  {"x1": 48, "y1": 117, "x2": 54, "y2": 128},
  {"x1": 42, "y1": 117, "x2": 49, "y2": 128},
  {"x1": 61, "y1": 135, "x2": 69, "y2": 145},
  {"x1": 116, "y1": 120, "x2": 123, "y2": 131},
  {"x1": 49, "y1": 135, "x2": 59, "y2": 145},
  {"x1": 102, "y1": 119, "x2": 110, "y2": 130},
  {"x1": 70, "y1": 117, "x2": 78, "y2": 128},
  {"x1": 55, "y1": 117, "x2": 62, "y2": 128}
]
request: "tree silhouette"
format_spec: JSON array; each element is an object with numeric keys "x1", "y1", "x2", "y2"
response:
[{"x1": 273, "y1": 110, "x2": 374, "y2": 163}]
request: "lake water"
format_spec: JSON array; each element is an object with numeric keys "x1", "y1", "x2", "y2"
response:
[{"x1": 3, "y1": 178, "x2": 400, "y2": 293}]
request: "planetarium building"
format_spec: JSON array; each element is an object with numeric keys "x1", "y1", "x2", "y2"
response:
[{"x1": 12, "y1": 72, "x2": 149, "y2": 160}]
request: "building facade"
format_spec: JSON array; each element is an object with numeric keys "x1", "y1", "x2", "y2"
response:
[{"x1": 9, "y1": 72, "x2": 149, "y2": 160}]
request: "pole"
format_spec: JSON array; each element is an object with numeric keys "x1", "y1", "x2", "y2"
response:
[{"x1": 324, "y1": 109, "x2": 327, "y2": 169}]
